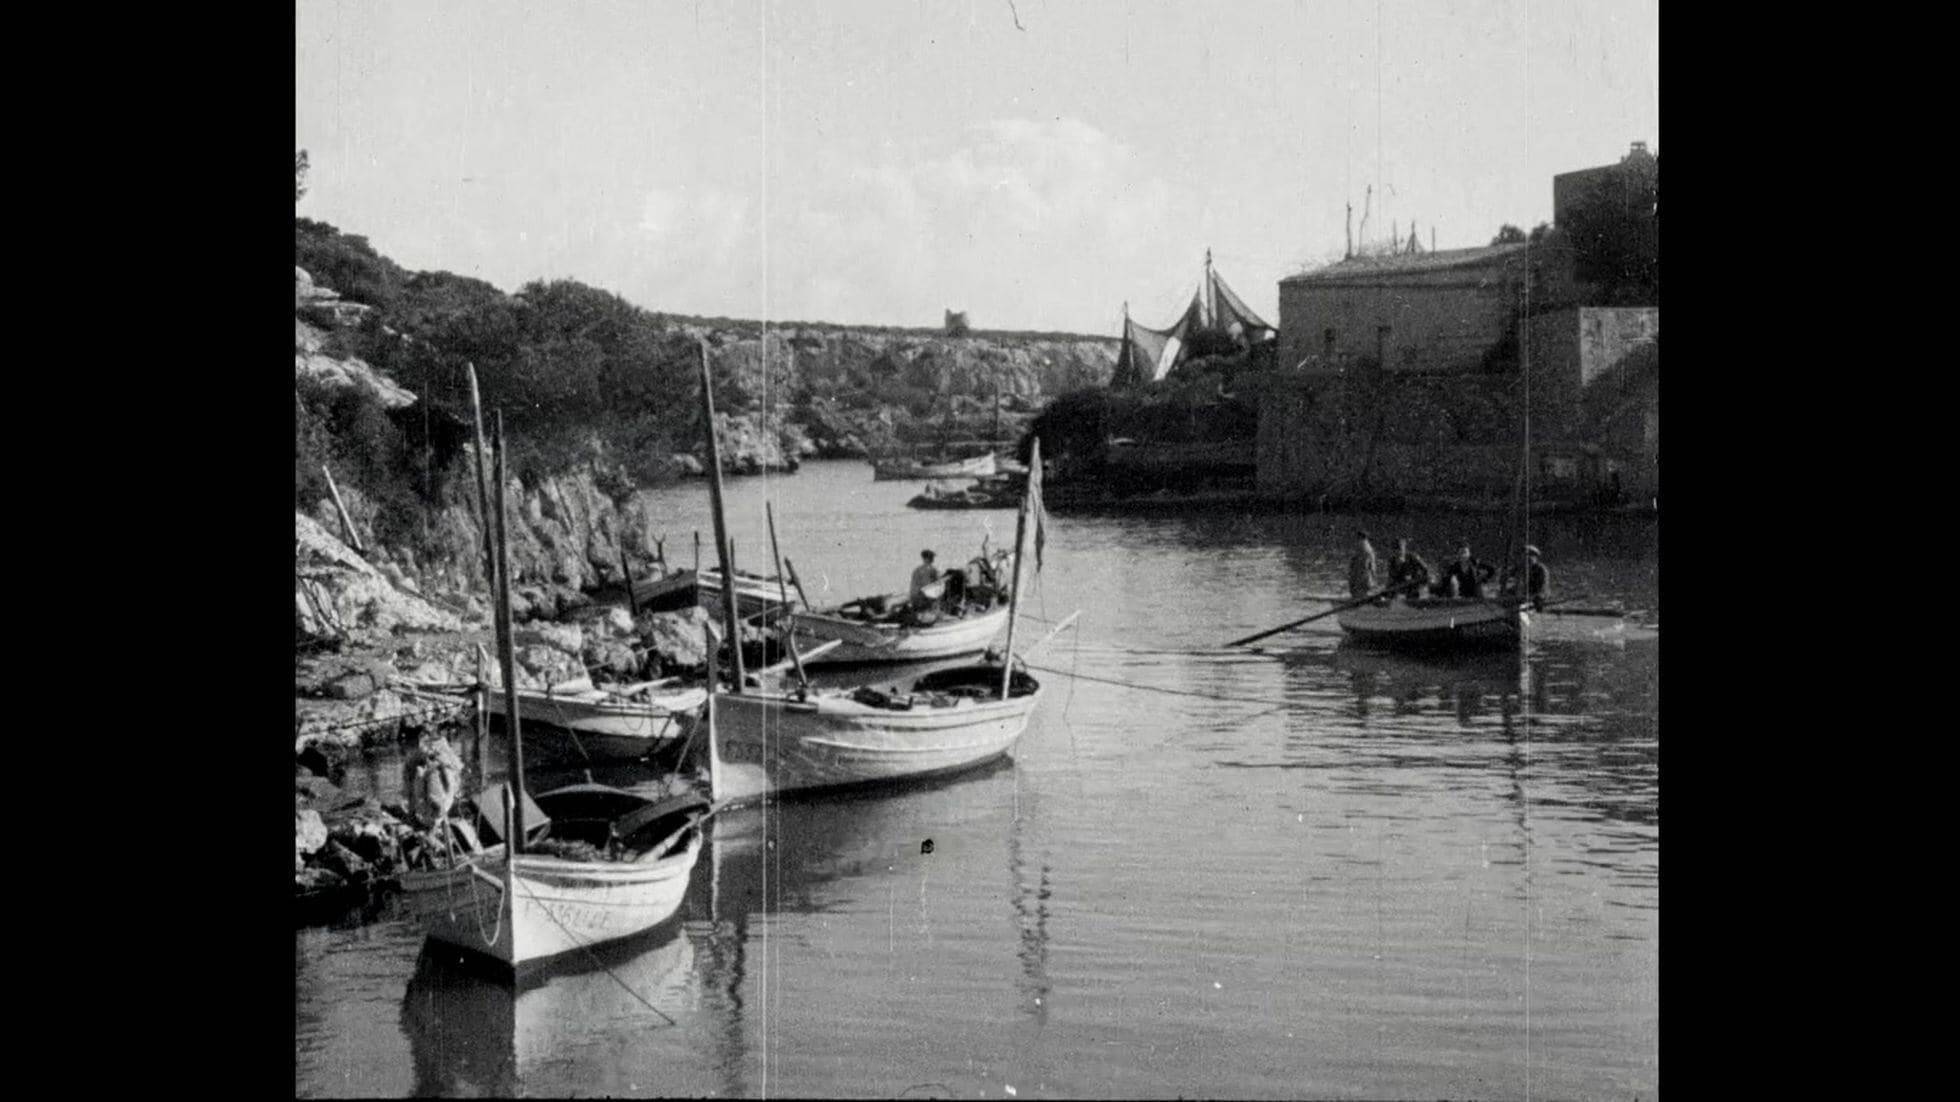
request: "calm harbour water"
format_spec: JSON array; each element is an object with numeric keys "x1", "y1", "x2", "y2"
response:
[{"x1": 295, "y1": 460, "x2": 1659, "y2": 1099}]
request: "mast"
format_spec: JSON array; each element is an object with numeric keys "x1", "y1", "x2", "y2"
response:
[
  {"x1": 697, "y1": 339, "x2": 746, "y2": 691},
  {"x1": 1203, "y1": 249, "x2": 1214, "y2": 327},
  {"x1": 491, "y1": 411, "x2": 527, "y2": 849},
  {"x1": 998, "y1": 437, "x2": 1040, "y2": 699}
]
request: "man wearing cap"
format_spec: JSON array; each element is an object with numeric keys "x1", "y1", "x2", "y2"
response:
[
  {"x1": 1386, "y1": 537, "x2": 1431, "y2": 599},
  {"x1": 1347, "y1": 530, "x2": 1378, "y2": 599},
  {"x1": 909, "y1": 549, "x2": 942, "y2": 609},
  {"x1": 1523, "y1": 546, "x2": 1551, "y2": 611}
]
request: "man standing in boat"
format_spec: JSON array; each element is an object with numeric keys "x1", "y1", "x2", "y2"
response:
[
  {"x1": 1348, "y1": 530, "x2": 1379, "y2": 599},
  {"x1": 1438, "y1": 543, "x2": 1497, "y2": 598},
  {"x1": 1523, "y1": 545, "x2": 1551, "y2": 610},
  {"x1": 910, "y1": 549, "x2": 942, "y2": 610},
  {"x1": 1387, "y1": 537, "x2": 1431, "y2": 599}
]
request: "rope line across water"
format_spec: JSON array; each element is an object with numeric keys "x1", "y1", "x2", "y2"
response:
[{"x1": 1020, "y1": 659, "x2": 1303, "y2": 709}]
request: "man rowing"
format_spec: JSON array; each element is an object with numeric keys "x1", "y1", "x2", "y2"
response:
[
  {"x1": 1437, "y1": 542, "x2": 1497, "y2": 599},
  {"x1": 1386, "y1": 537, "x2": 1431, "y2": 599}
]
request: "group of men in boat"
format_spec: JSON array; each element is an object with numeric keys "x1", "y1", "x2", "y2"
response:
[{"x1": 1348, "y1": 530, "x2": 1549, "y2": 609}]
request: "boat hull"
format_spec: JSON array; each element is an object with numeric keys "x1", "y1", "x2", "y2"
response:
[
  {"x1": 1336, "y1": 598, "x2": 1526, "y2": 650},
  {"x1": 710, "y1": 680, "x2": 1038, "y2": 799},
  {"x1": 401, "y1": 833, "x2": 702, "y2": 971},
  {"x1": 485, "y1": 689, "x2": 704, "y2": 763},
  {"x1": 871, "y1": 453, "x2": 997, "y2": 480},
  {"x1": 794, "y1": 604, "x2": 1009, "y2": 664}
]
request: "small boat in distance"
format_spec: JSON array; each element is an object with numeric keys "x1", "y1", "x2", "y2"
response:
[
  {"x1": 906, "y1": 472, "x2": 1024, "y2": 510},
  {"x1": 870, "y1": 450, "x2": 997, "y2": 481}
]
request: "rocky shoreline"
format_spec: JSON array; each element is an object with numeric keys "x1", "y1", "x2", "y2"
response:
[{"x1": 294, "y1": 504, "x2": 739, "y2": 921}]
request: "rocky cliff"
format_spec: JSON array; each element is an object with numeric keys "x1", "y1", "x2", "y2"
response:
[{"x1": 294, "y1": 259, "x2": 1116, "y2": 603}]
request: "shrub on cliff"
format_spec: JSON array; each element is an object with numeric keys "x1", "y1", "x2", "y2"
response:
[{"x1": 295, "y1": 218, "x2": 409, "y2": 311}]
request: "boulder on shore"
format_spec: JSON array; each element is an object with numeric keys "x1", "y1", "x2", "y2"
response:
[{"x1": 638, "y1": 606, "x2": 719, "y2": 670}]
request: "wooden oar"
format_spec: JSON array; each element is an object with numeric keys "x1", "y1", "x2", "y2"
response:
[{"x1": 1224, "y1": 580, "x2": 1421, "y2": 647}]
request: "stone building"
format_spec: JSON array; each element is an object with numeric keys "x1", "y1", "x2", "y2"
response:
[
  {"x1": 1554, "y1": 141, "x2": 1658, "y2": 229},
  {"x1": 1257, "y1": 144, "x2": 1659, "y2": 506},
  {"x1": 1275, "y1": 243, "x2": 1532, "y2": 376}
]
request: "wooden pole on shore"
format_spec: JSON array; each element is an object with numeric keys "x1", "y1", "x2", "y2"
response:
[
  {"x1": 697, "y1": 339, "x2": 746, "y2": 691},
  {"x1": 322, "y1": 464, "x2": 364, "y2": 555},
  {"x1": 491, "y1": 412, "x2": 528, "y2": 849}
]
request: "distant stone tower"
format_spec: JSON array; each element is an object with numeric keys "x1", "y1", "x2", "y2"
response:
[{"x1": 944, "y1": 309, "x2": 970, "y2": 336}]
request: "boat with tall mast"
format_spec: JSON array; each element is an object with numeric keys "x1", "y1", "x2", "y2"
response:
[
  {"x1": 690, "y1": 341, "x2": 1047, "y2": 800},
  {"x1": 399, "y1": 369, "x2": 712, "y2": 973}
]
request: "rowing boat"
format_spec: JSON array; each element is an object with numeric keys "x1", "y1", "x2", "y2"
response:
[{"x1": 1336, "y1": 596, "x2": 1526, "y2": 650}]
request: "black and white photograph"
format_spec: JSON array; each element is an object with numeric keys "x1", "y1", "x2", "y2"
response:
[{"x1": 293, "y1": 2, "x2": 1660, "y2": 1096}]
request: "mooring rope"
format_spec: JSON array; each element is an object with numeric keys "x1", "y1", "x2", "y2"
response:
[{"x1": 1020, "y1": 658, "x2": 1306, "y2": 710}]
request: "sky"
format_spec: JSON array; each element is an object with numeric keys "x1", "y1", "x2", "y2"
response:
[{"x1": 295, "y1": 0, "x2": 1658, "y2": 335}]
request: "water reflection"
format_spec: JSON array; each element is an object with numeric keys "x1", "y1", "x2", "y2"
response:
[
  {"x1": 300, "y1": 466, "x2": 1657, "y2": 1099},
  {"x1": 401, "y1": 920, "x2": 695, "y2": 1097}
]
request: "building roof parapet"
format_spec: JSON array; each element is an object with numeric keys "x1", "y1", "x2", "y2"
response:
[{"x1": 1281, "y1": 242, "x2": 1532, "y2": 286}]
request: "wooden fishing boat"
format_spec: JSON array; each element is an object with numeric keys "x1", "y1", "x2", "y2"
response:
[
  {"x1": 870, "y1": 451, "x2": 997, "y2": 481},
  {"x1": 789, "y1": 546, "x2": 1014, "y2": 664},
  {"x1": 632, "y1": 567, "x2": 792, "y2": 621},
  {"x1": 403, "y1": 366, "x2": 715, "y2": 975},
  {"x1": 906, "y1": 472, "x2": 1023, "y2": 510},
  {"x1": 482, "y1": 679, "x2": 706, "y2": 764},
  {"x1": 709, "y1": 664, "x2": 1042, "y2": 800},
  {"x1": 693, "y1": 345, "x2": 1053, "y2": 800},
  {"x1": 1336, "y1": 596, "x2": 1527, "y2": 650},
  {"x1": 792, "y1": 601, "x2": 1009, "y2": 664},
  {"x1": 400, "y1": 787, "x2": 708, "y2": 971}
]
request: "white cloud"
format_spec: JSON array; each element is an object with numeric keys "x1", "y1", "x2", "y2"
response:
[{"x1": 627, "y1": 117, "x2": 1185, "y2": 331}]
